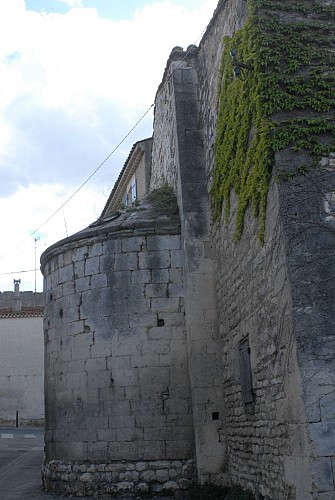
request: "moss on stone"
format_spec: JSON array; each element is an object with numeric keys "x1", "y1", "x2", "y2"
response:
[{"x1": 212, "y1": 0, "x2": 335, "y2": 242}]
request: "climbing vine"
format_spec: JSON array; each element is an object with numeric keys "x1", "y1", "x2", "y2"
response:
[{"x1": 212, "y1": 0, "x2": 335, "y2": 241}]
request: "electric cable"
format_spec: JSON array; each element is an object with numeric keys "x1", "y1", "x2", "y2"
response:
[{"x1": 0, "y1": 9, "x2": 213, "y2": 276}]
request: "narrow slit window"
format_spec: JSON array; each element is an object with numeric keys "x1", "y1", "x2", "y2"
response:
[{"x1": 239, "y1": 338, "x2": 254, "y2": 404}]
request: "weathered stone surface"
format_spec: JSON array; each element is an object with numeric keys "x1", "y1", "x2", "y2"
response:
[{"x1": 41, "y1": 0, "x2": 335, "y2": 498}]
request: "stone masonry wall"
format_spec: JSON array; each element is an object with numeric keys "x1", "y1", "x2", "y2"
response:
[
  {"x1": 196, "y1": 0, "x2": 248, "y2": 185},
  {"x1": 194, "y1": 1, "x2": 308, "y2": 497},
  {"x1": 41, "y1": 210, "x2": 195, "y2": 496},
  {"x1": 150, "y1": 0, "x2": 319, "y2": 498}
]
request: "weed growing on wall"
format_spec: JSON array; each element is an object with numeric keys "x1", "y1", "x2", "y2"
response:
[{"x1": 212, "y1": 0, "x2": 335, "y2": 241}]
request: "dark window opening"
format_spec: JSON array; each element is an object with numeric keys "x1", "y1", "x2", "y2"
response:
[{"x1": 212, "y1": 412, "x2": 219, "y2": 421}]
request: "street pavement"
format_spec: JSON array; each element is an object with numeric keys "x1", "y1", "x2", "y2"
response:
[
  {"x1": 0, "y1": 427, "x2": 182, "y2": 500},
  {"x1": 0, "y1": 426, "x2": 82, "y2": 499}
]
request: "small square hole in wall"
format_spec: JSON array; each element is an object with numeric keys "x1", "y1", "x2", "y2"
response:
[
  {"x1": 212, "y1": 412, "x2": 219, "y2": 421},
  {"x1": 157, "y1": 318, "x2": 165, "y2": 327}
]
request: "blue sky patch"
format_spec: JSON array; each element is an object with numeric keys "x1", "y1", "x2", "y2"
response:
[
  {"x1": 25, "y1": 0, "x2": 69, "y2": 15},
  {"x1": 25, "y1": 0, "x2": 151, "y2": 20}
]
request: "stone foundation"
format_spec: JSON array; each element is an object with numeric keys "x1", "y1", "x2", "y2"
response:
[{"x1": 42, "y1": 458, "x2": 196, "y2": 497}]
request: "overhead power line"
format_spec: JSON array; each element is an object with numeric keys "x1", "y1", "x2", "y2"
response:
[{"x1": 0, "y1": 20, "x2": 210, "y2": 270}]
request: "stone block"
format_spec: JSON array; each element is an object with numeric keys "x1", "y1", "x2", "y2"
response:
[
  {"x1": 108, "y1": 441, "x2": 139, "y2": 461},
  {"x1": 59, "y1": 264, "x2": 74, "y2": 284},
  {"x1": 112, "y1": 339, "x2": 142, "y2": 357},
  {"x1": 112, "y1": 367, "x2": 139, "y2": 387},
  {"x1": 311, "y1": 457, "x2": 334, "y2": 492},
  {"x1": 131, "y1": 269, "x2": 151, "y2": 284},
  {"x1": 165, "y1": 440, "x2": 193, "y2": 459},
  {"x1": 74, "y1": 276, "x2": 91, "y2": 293},
  {"x1": 88, "y1": 441, "x2": 108, "y2": 460},
  {"x1": 151, "y1": 269, "x2": 170, "y2": 283},
  {"x1": 84, "y1": 357, "x2": 107, "y2": 372},
  {"x1": 141, "y1": 339, "x2": 170, "y2": 356},
  {"x1": 130, "y1": 353, "x2": 160, "y2": 368},
  {"x1": 135, "y1": 462, "x2": 148, "y2": 472},
  {"x1": 80, "y1": 288, "x2": 109, "y2": 318},
  {"x1": 62, "y1": 280, "x2": 76, "y2": 296},
  {"x1": 148, "y1": 326, "x2": 173, "y2": 340},
  {"x1": 163, "y1": 480, "x2": 179, "y2": 491},
  {"x1": 121, "y1": 236, "x2": 146, "y2": 252},
  {"x1": 108, "y1": 270, "x2": 131, "y2": 287},
  {"x1": 55, "y1": 442, "x2": 88, "y2": 460},
  {"x1": 138, "y1": 366, "x2": 170, "y2": 389},
  {"x1": 108, "y1": 298, "x2": 149, "y2": 315},
  {"x1": 91, "y1": 274, "x2": 108, "y2": 289},
  {"x1": 67, "y1": 360, "x2": 85, "y2": 373},
  {"x1": 313, "y1": 493, "x2": 335, "y2": 500},
  {"x1": 117, "y1": 427, "x2": 144, "y2": 442},
  {"x1": 129, "y1": 313, "x2": 157, "y2": 327},
  {"x1": 107, "y1": 355, "x2": 131, "y2": 371},
  {"x1": 168, "y1": 283, "x2": 184, "y2": 298},
  {"x1": 90, "y1": 343, "x2": 112, "y2": 359},
  {"x1": 320, "y1": 391, "x2": 335, "y2": 420},
  {"x1": 171, "y1": 250, "x2": 183, "y2": 268},
  {"x1": 158, "y1": 314, "x2": 185, "y2": 328},
  {"x1": 103, "y1": 239, "x2": 122, "y2": 254},
  {"x1": 85, "y1": 256, "x2": 100, "y2": 276},
  {"x1": 87, "y1": 370, "x2": 112, "y2": 389},
  {"x1": 139, "y1": 250, "x2": 170, "y2": 269},
  {"x1": 145, "y1": 283, "x2": 168, "y2": 298},
  {"x1": 66, "y1": 371, "x2": 88, "y2": 390},
  {"x1": 140, "y1": 469, "x2": 156, "y2": 482},
  {"x1": 59, "y1": 348, "x2": 72, "y2": 363},
  {"x1": 97, "y1": 428, "x2": 117, "y2": 442},
  {"x1": 147, "y1": 235, "x2": 181, "y2": 251},
  {"x1": 144, "y1": 427, "x2": 176, "y2": 441},
  {"x1": 114, "y1": 252, "x2": 138, "y2": 271},
  {"x1": 88, "y1": 241, "x2": 103, "y2": 257},
  {"x1": 106, "y1": 314, "x2": 131, "y2": 330},
  {"x1": 108, "y1": 414, "x2": 136, "y2": 429},
  {"x1": 310, "y1": 422, "x2": 335, "y2": 456},
  {"x1": 74, "y1": 331, "x2": 94, "y2": 348},
  {"x1": 169, "y1": 268, "x2": 183, "y2": 284},
  {"x1": 130, "y1": 398, "x2": 163, "y2": 417},
  {"x1": 72, "y1": 389, "x2": 99, "y2": 404},
  {"x1": 138, "y1": 441, "x2": 166, "y2": 460},
  {"x1": 70, "y1": 246, "x2": 90, "y2": 263},
  {"x1": 151, "y1": 298, "x2": 180, "y2": 313},
  {"x1": 135, "y1": 482, "x2": 149, "y2": 493},
  {"x1": 164, "y1": 398, "x2": 190, "y2": 415},
  {"x1": 156, "y1": 469, "x2": 170, "y2": 483}
]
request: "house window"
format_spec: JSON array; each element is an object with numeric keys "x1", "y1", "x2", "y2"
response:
[
  {"x1": 124, "y1": 192, "x2": 129, "y2": 207},
  {"x1": 131, "y1": 177, "x2": 137, "y2": 203},
  {"x1": 239, "y1": 338, "x2": 254, "y2": 404}
]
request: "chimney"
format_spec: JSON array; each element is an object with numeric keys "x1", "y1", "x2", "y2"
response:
[{"x1": 12, "y1": 279, "x2": 22, "y2": 313}]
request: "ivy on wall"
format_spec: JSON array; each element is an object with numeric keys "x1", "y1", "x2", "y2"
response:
[{"x1": 212, "y1": 0, "x2": 335, "y2": 242}]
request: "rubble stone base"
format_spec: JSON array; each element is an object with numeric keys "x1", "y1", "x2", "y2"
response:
[{"x1": 42, "y1": 458, "x2": 196, "y2": 497}]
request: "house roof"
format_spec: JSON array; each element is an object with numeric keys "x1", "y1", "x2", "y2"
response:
[
  {"x1": 100, "y1": 137, "x2": 152, "y2": 218},
  {"x1": 0, "y1": 306, "x2": 44, "y2": 318}
]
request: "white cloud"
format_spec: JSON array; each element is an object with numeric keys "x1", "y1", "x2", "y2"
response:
[{"x1": 0, "y1": 0, "x2": 217, "y2": 291}]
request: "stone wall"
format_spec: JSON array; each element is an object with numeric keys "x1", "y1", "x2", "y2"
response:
[
  {"x1": 41, "y1": 0, "x2": 335, "y2": 498},
  {"x1": 149, "y1": 0, "x2": 335, "y2": 498},
  {"x1": 0, "y1": 290, "x2": 44, "y2": 308},
  {"x1": 41, "y1": 205, "x2": 195, "y2": 496}
]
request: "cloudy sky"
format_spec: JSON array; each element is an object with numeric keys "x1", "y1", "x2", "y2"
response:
[{"x1": 0, "y1": 0, "x2": 217, "y2": 292}]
